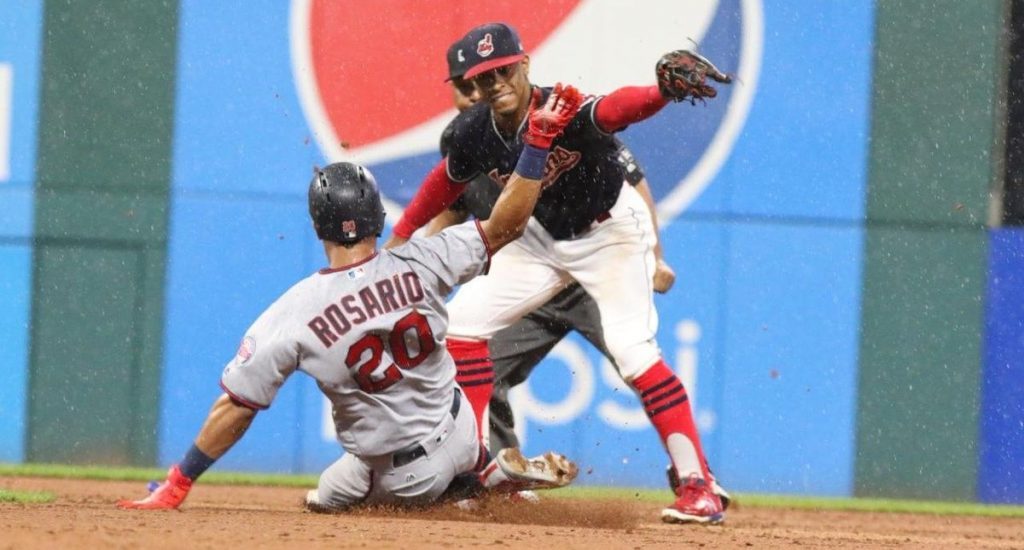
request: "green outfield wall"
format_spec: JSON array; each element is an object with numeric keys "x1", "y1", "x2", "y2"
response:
[
  {"x1": 27, "y1": 1, "x2": 178, "y2": 465},
  {"x1": 855, "y1": 0, "x2": 1003, "y2": 499}
]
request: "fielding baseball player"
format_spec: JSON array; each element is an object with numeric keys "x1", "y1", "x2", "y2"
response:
[
  {"x1": 386, "y1": 22, "x2": 732, "y2": 524},
  {"x1": 429, "y1": 73, "x2": 672, "y2": 455},
  {"x1": 116, "y1": 84, "x2": 585, "y2": 512},
  {"x1": 430, "y1": 70, "x2": 730, "y2": 510}
]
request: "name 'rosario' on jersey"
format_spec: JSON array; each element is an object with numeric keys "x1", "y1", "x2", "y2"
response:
[{"x1": 307, "y1": 270, "x2": 426, "y2": 348}]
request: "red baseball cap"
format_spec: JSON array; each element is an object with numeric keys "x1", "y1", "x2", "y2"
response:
[{"x1": 452, "y1": 23, "x2": 526, "y2": 80}]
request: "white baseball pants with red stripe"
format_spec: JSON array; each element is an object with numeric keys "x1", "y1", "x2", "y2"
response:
[{"x1": 447, "y1": 181, "x2": 661, "y2": 381}]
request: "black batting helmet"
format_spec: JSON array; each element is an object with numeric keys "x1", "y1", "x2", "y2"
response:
[{"x1": 308, "y1": 162, "x2": 386, "y2": 244}]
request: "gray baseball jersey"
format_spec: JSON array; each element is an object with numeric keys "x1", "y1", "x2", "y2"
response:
[{"x1": 220, "y1": 221, "x2": 491, "y2": 457}]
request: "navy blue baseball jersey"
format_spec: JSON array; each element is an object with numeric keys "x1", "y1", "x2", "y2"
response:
[
  {"x1": 445, "y1": 86, "x2": 627, "y2": 239},
  {"x1": 441, "y1": 118, "x2": 645, "y2": 222}
]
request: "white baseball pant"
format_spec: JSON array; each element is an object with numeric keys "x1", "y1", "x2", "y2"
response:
[
  {"x1": 313, "y1": 389, "x2": 477, "y2": 509},
  {"x1": 447, "y1": 182, "x2": 662, "y2": 380}
]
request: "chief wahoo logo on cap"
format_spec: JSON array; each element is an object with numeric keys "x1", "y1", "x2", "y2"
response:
[{"x1": 476, "y1": 33, "x2": 494, "y2": 57}]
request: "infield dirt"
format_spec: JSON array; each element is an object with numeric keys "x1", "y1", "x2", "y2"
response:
[{"x1": 2, "y1": 476, "x2": 1022, "y2": 549}]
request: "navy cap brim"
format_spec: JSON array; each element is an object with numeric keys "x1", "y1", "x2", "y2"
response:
[{"x1": 463, "y1": 53, "x2": 526, "y2": 80}]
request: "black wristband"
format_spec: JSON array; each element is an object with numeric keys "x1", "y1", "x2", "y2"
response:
[
  {"x1": 514, "y1": 144, "x2": 548, "y2": 180},
  {"x1": 179, "y1": 444, "x2": 216, "y2": 480}
]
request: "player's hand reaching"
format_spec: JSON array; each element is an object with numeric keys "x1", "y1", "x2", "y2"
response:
[
  {"x1": 524, "y1": 83, "x2": 583, "y2": 149},
  {"x1": 116, "y1": 465, "x2": 193, "y2": 510}
]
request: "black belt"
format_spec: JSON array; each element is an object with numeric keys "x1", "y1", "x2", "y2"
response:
[
  {"x1": 578, "y1": 210, "x2": 612, "y2": 236},
  {"x1": 392, "y1": 388, "x2": 461, "y2": 468}
]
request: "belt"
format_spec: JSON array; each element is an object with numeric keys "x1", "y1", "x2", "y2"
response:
[
  {"x1": 580, "y1": 210, "x2": 612, "y2": 236},
  {"x1": 391, "y1": 388, "x2": 461, "y2": 468}
]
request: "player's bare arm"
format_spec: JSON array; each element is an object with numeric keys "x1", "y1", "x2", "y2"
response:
[
  {"x1": 116, "y1": 394, "x2": 256, "y2": 510},
  {"x1": 193, "y1": 394, "x2": 257, "y2": 457},
  {"x1": 425, "y1": 207, "x2": 469, "y2": 237},
  {"x1": 480, "y1": 84, "x2": 583, "y2": 251}
]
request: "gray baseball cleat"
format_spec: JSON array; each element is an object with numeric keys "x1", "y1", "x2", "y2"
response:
[
  {"x1": 303, "y1": 489, "x2": 352, "y2": 514},
  {"x1": 480, "y1": 448, "x2": 579, "y2": 492},
  {"x1": 304, "y1": 489, "x2": 325, "y2": 513}
]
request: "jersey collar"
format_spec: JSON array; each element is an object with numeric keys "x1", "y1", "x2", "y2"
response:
[{"x1": 318, "y1": 251, "x2": 379, "y2": 274}]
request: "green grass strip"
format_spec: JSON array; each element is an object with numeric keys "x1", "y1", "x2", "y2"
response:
[
  {"x1": 0, "y1": 463, "x2": 317, "y2": 488},
  {"x1": 0, "y1": 489, "x2": 56, "y2": 504},
  {"x1": 4, "y1": 463, "x2": 1024, "y2": 517}
]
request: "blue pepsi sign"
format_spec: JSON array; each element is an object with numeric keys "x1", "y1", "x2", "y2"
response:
[{"x1": 162, "y1": 0, "x2": 873, "y2": 497}]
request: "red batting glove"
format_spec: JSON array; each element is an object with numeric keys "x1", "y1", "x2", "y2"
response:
[
  {"x1": 523, "y1": 83, "x2": 584, "y2": 149},
  {"x1": 116, "y1": 465, "x2": 193, "y2": 510}
]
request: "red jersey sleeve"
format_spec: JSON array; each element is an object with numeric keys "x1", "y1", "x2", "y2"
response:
[
  {"x1": 392, "y1": 159, "x2": 467, "y2": 238},
  {"x1": 593, "y1": 85, "x2": 670, "y2": 133}
]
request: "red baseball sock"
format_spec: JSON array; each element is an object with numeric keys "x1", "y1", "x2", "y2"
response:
[
  {"x1": 447, "y1": 338, "x2": 493, "y2": 465},
  {"x1": 630, "y1": 359, "x2": 711, "y2": 481}
]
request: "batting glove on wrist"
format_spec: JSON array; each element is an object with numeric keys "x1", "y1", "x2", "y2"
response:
[
  {"x1": 523, "y1": 83, "x2": 583, "y2": 149},
  {"x1": 116, "y1": 465, "x2": 193, "y2": 510}
]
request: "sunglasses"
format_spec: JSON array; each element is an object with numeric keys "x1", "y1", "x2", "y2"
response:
[{"x1": 469, "y1": 62, "x2": 520, "y2": 88}]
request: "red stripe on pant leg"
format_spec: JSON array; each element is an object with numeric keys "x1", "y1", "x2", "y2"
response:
[
  {"x1": 630, "y1": 359, "x2": 711, "y2": 480},
  {"x1": 448, "y1": 338, "x2": 493, "y2": 451}
]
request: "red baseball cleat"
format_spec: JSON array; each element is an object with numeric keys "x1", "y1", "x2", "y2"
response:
[
  {"x1": 667, "y1": 464, "x2": 732, "y2": 510},
  {"x1": 661, "y1": 475, "x2": 725, "y2": 525}
]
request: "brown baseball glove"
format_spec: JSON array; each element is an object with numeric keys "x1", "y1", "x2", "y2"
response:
[{"x1": 656, "y1": 50, "x2": 732, "y2": 104}]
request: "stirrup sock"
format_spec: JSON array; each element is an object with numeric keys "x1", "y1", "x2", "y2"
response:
[
  {"x1": 630, "y1": 359, "x2": 711, "y2": 481},
  {"x1": 448, "y1": 338, "x2": 493, "y2": 451}
]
